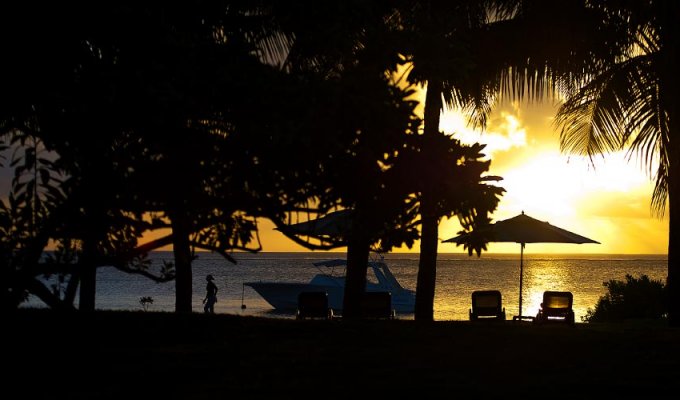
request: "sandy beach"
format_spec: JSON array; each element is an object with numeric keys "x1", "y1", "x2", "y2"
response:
[{"x1": 7, "y1": 309, "x2": 680, "y2": 398}]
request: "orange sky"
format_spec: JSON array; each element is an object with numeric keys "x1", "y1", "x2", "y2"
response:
[
  {"x1": 256, "y1": 89, "x2": 669, "y2": 255},
  {"x1": 3, "y1": 83, "x2": 666, "y2": 255}
]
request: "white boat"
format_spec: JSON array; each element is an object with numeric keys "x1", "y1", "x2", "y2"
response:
[{"x1": 244, "y1": 256, "x2": 415, "y2": 314}]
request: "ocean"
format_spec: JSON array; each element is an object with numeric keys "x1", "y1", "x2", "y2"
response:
[{"x1": 24, "y1": 251, "x2": 668, "y2": 322}]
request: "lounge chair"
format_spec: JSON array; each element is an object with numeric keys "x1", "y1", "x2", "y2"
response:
[
  {"x1": 535, "y1": 291, "x2": 575, "y2": 325},
  {"x1": 469, "y1": 290, "x2": 506, "y2": 321},
  {"x1": 360, "y1": 291, "x2": 395, "y2": 319},
  {"x1": 296, "y1": 291, "x2": 334, "y2": 320}
]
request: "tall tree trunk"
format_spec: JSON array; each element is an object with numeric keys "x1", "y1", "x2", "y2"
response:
[
  {"x1": 415, "y1": 78, "x2": 443, "y2": 321},
  {"x1": 78, "y1": 238, "x2": 97, "y2": 312},
  {"x1": 171, "y1": 211, "x2": 193, "y2": 314},
  {"x1": 342, "y1": 228, "x2": 370, "y2": 319}
]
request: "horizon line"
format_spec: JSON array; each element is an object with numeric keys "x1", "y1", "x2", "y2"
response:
[{"x1": 147, "y1": 249, "x2": 668, "y2": 256}]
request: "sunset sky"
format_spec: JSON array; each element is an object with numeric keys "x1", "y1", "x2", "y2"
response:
[
  {"x1": 258, "y1": 86, "x2": 669, "y2": 255},
  {"x1": 1, "y1": 86, "x2": 668, "y2": 255}
]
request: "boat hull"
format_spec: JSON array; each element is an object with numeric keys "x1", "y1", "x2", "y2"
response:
[{"x1": 244, "y1": 279, "x2": 415, "y2": 314}]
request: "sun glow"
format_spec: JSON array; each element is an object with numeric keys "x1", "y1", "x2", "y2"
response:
[
  {"x1": 497, "y1": 150, "x2": 650, "y2": 218},
  {"x1": 436, "y1": 103, "x2": 667, "y2": 255}
]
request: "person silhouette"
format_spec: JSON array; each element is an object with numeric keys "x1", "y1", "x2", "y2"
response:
[{"x1": 203, "y1": 274, "x2": 218, "y2": 314}]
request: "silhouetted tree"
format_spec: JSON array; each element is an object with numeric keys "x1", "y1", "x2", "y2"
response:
[
  {"x1": 461, "y1": 1, "x2": 675, "y2": 324},
  {"x1": 246, "y1": 1, "x2": 422, "y2": 318},
  {"x1": 0, "y1": 1, "x2": 169, "y2": 311},
  {"x1": 0, "y1": 1, "x2": 273, "y2": 312},
  {"x1": 0, "y1": 131, "x2": 172, "y2": 311},
  {"x1": 392, "y1": 0, "x2": 635, "y2": 321},
  {"x1": 392, "y1": 0, "x2": 518, "y2": 321},
  {"x1": 251, "y1": 1, "x2": 506, "y2": 318},
  {"x1": 0, "y1": 134, "x2": 73, "y2": 310},
  {"x1": 270, "y1": 72, "x2": 423, "y2": 318},
  {"x1": 69, "y1": 2, "x2": 283, "y2": 312},
  {"x1": 548, "y1": 2, "x2": 680, "y2": 326}
]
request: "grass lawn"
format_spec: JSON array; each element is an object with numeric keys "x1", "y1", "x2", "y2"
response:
[{"x1": 7, "y1": 309, "x2": 680, "y2": 398}]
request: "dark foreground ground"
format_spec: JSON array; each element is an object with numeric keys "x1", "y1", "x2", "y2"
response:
[{"x1": 7, "y1": 309, "x2": 680, "y2": 399}]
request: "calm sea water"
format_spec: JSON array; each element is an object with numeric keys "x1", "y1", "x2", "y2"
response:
[{"x1": 24, "y1": 251, "x2": 668, "y2": 322}]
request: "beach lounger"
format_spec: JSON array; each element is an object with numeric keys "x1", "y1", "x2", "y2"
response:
[
  {"x1": 535, "y1": 291, "x2": 575, "y2": 325},
  {"x1": 469, "y1": 290, "x2": 506, "y2": 320},
  {"x1": 296, "y1": 291, "x2": 333, "y2": 320},
  {"x1": 360, "y1": 291, "x2": 395, "y2": 319}
]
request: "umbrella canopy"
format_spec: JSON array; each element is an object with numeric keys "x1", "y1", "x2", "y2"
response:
[
  {"x1": 444, "y1": 211, "x2": 600, "y2": 320},
  {"x1": 282, "y1": 209, "x2": 353, "y2": 237}
]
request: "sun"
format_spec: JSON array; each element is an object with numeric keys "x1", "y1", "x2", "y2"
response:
[
  {"x1": 435, "y1": 103, "x2": 666, "y2": 254},
  {"x1": 499, "y1": 150, "x2": 652, "y2": 218},
  {"x1": 499, "y1": 152, "x2": 587, "y2": 218}
]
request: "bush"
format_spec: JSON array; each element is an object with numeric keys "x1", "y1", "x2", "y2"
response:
[
  {"x1": 139, "y1": 296, "x2": 154, "y2": 312},
  {"x1": 583, "y1": 274, "x2": 667, "y2": 322}
]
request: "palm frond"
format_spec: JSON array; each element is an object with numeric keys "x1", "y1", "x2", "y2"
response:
[
  {"x1": 555, "y1": 53, "x2": 656, "y2": 159},
  {"x1": 651, "y1": 145, "x2": 668, "y2": 217},
  {"x1": 624, "y1": 58, "x2": 664, "y2": 173},
  {"x1": 553, "y1": 16, "x2": 668, "y2": 217}
]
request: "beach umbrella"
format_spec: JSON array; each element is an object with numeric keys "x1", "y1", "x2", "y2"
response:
[
  {"x1": 443, "y1": 211, "x2": 600, "y2": 320},
  {"x1": 281, "y1": 209, "x2": 353, "y2": 237}
]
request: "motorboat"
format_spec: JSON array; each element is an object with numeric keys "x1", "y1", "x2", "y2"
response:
[{"x1": 244, "y1": 256, "x2": 415, "y2": 314}]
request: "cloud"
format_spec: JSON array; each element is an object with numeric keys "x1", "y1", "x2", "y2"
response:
[{"x1": 440, "y1": 107, "x2": 527, "y2": 159}]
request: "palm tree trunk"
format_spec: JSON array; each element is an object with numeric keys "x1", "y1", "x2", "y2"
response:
[
  {"x1": 415, "y1": 78, "x2": 443, "y2": 321},
  {"x1": 342, "y1": 228, "x2": 370, "y2": 319},
  {"x1": 78, "y1": 238, "x2": 97, "y2": 312},
  {"x1": 171, "y1": 211, "x2": 193, "y2": 314}
]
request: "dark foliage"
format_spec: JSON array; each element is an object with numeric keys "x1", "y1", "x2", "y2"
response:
[{"x1": 584, "y1": 274, "x2": 667, "y2": 322}]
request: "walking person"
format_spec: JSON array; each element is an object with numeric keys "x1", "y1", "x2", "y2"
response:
[{"x1": 203, "y1": 274, "x2": 218, "y2": 314}]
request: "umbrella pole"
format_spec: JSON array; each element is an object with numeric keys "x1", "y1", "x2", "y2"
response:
[{"x1": 519, "y1": 242, "x2": 524, "y2": 318}]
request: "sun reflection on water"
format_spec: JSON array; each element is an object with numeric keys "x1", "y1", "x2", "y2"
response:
[{"x1": 433, "y1": 253, "x2": 666, "y2": 322}]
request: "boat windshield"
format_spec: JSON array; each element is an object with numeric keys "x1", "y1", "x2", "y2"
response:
[
  {"x1": 312, "y1": 256, "x2": 402, "y2": 289},
  {"x1": 312, "y1": 259, "x2": 346, "y2": 277}
]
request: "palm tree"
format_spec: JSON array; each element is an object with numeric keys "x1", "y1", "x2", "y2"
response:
[
  {"x1": 551, "y1": 1, "x2": 680, "y2": 326},
  {"x1": 458, "y1": 0, "x2": 679, "y2": 324},
  {"x1": 395, "y1": 0, "x2": 515, "y2": 321},
  {"x1": 394, "y1": 0, "x2": 632, "y2": 321}
]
